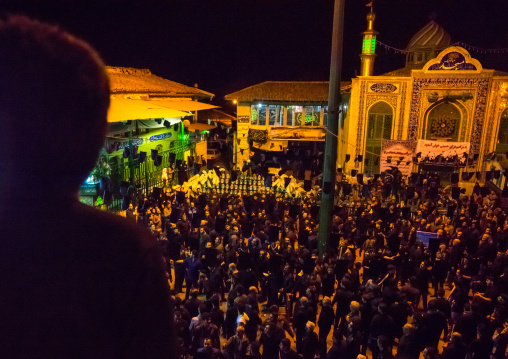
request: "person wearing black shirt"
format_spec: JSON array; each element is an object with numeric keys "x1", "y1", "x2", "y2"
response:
[
  {"x1": 259, "y1": 323, "x2": 285, "y2": 359},
  {"x1": 195, "y1": 338, "x2": 224, "y2": 359},
  {"x1": 422, "y1": 301, "x2": 448, "y2": 349},
  {"x1": 279, "y1": 338, "x2": 301, "y2": 359},
  {"x1": 369, "y1": 303, "x2": 393, "y2": 357},
  {"x1": 326, "y1": 330, "x2": 348, "y2": 359},
  {"x1": 396, "y1": 324, "x2": 419, "y2": 359},
  {"x1": 301, "y1": 321, "x2": 318, "y2": 359},
  {"x1": 441, "y1": 332, "x2": 467, "y2": 359},
  {"x1": 318, "y1": 297, "x2": 334, "y2": 358}
]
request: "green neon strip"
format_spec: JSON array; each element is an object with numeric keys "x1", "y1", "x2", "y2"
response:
[{"x1": 362, "y1": 35, "x2": 376, "y2": 54}]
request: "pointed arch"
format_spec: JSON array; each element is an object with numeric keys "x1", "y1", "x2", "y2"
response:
[
  {"x1": 423, "y1": 100, "x2": 462, "y2": 141},
  {"x1": 365, "y1": 101, "x2": 393, "y2": 175},
  {"x1": 496, "y1": 108, "x2": 508, "y2": 153}
]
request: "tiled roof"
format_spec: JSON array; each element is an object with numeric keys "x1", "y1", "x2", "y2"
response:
[
  {"x1": 106, "y1": 67, "x2": 214, "y2": 99},
  {"x1": 225, "y1": 81, "x2": 351, "y2": 103}
]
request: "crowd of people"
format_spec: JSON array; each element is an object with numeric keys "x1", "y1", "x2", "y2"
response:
[{"x1": 125, "y1": 169, "x2": 508, "y2": 359}]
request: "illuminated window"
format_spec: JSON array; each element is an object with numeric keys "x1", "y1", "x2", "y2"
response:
[
  {"x1": 250, "y1": 105, "x2": 258, "y2": 125},
  {"x1": 250, "y1": 104, "x2": 267, "y2": 125},
  {"x1": 286, "y1": 106, "x2": 294, "y2": 126},
  {"x1": 269, "y1": 105, "x2": 277, "y2": 126},
  {"x1": 496, "y1": 108, "x2": 508, "y2": 153},
  {"x1": 365, "y1": 101, "x2": 393, "y2": 175},
  {"x1": 362, "y1": 35, "x2": 376, "y2": 54},
  {"x1": 302, "y1": 106, "x2": 321, "y2": 126},
  {"x1": 258, "y1": 105, "x2": 266, "y2": 126}
]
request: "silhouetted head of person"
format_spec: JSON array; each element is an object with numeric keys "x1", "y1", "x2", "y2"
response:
[{"x1": 0, "y1": 15, "x2": 109, "y2": 199}]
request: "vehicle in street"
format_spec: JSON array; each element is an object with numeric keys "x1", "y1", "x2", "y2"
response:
[{"x1": 207, "y1": 148, "x2": 221, "y2": 161}]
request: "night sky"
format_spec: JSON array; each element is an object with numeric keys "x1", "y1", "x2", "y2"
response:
[{"x1": 2, "y1": 0, "x2": 508, "y2": 109}]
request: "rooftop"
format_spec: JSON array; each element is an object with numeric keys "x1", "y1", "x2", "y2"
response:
[
  {"x1": 106, "y1": 67, "x2": 214, "y2": 100},
  {"x1": 225, "y1": 81, "x2": 351, "y2": 103},
  {"x1": 197, "y1": 109, "x2": 236, "y2": 128}
]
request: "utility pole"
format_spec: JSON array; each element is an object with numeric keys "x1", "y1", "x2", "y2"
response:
[{"x1": 318, "y1": 0, "x2": 345, "y2": 256}]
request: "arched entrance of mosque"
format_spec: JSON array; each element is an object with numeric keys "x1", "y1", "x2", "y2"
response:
[
  {"x1": 364, "y1": 101, "x2": 393, "y2": 175},
  {"x1": 424, "y1": 101, "x2": 462, "y2": 142},
  {"x1": 420, "y1": 100, "x2": 464, "y2": 181},
  {"x1": 496, "y1": 108, "x2": 508, "y2": 154}
]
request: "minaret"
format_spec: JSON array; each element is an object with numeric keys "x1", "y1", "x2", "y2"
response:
[{"x1": 360, "y1": 4, "x2": 377, "y2": 76}]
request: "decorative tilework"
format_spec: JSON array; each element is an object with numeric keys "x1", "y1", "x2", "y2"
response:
[
  {"x1": 356, "y1": 81, "x2": 367, "y2": 156},
  {"x1": 484, "y1": 82, "x2": 500, "y2": 155},
  {"x1": 398, "y1": 83, "x2": 407, "y2": 139},
  {"x1": 370, "y1": 83, "x2": 397, "y2": 93},
  {"x1": 408, "y1": 77, "x2": 490, "y2": 156},
  {"x1": 428, "y1": 52, "x2": 477, "y2": 71},
  {"x1": 365, "y1": 95, "x2": 398, "y2": 110}
]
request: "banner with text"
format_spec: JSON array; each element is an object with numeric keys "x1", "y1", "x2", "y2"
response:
[
  {"x1": 380, "y1": 140, "x2": 415, "y2": 177},
  {"x1": 416, "y1": 140, "x2": 470, "y2": 163}
]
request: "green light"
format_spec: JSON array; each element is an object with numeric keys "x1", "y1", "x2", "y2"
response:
[{"x1": 362, "y1": 35, "x2": 376, "y2": 54}]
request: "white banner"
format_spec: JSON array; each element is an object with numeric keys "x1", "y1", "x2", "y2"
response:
[
  {"x1": 380, "y1": 140, "x2": 415, "y2": 177},
  {"x1": 416, "y1": 140, "x2": 470, "y2": 162}
]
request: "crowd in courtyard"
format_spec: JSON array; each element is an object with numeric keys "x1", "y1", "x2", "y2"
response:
[{"x1": 122, "y1": 169, "x2": 508, "y2": 359}]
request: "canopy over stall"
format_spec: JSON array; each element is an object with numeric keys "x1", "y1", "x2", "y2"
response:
[
  {"x1": 108, "y1": 97, "x2": 190, "y2": 123},
  {"x1": 149, "y1": 99, "x2": 218, "y2": 112}
]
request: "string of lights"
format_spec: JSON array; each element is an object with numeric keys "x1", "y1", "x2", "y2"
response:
[{"x1": 376, "y1": 40, "x2": 508, "y2": 55}]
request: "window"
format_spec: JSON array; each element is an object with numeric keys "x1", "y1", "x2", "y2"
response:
[
  {"x1": 295, "y1": 106, "x2": 321, "y2": 126},
  {"x1": 496, "y1": 108, "x2": 508, "y2": 153},
  {"x1": 303, "y1": 106, "x2": 321, "y2": 126},
  {"x1": 258, "y1": 105, "x2": 266, "y2": 126},
  {"x1": 364, "y1": 101, "x2": 393, "y2": 175},
  {"x1": 251, "y1": 105, "x2": 258, "y2": 125},
  {"x1": 287, "y1": 106, "x2": 294, "y2": 126},
  {"x1": 269, "y1": 105, "x2": 277, "y2": 126},
  {"x1": 426, "y1": 102, "x2": 461, "y2": 141},
  {"x1": 366, "y1": 102, "x2": 393, "y2": 140},
  {"x1": 294, "y1": 106, "x2": 303, "y2": 126},
  {"x1": 251, "y1": 104, "x2": 269, "y2": 126}
]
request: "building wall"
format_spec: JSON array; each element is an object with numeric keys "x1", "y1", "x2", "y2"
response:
[
  {"x1": 344, "y1": 46, "x2": 508, "y2": 180},
  {"x1": 344, "y1": 76, "x2": 411, "y2": 174},
  {"x1": 236, "y1": 103, "x2": 251, "y2": 169}
]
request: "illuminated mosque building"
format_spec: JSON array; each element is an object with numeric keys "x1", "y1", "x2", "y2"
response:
[{"x1": 226, "y1": 7, "x2": 508, "y2": 190}]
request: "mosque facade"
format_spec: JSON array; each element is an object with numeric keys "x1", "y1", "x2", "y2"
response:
[
  {"x1": 344, "y1": 10, "x2": 508, "y2": 190},
  {"x1": 226, "y1": 9, "x2": 508, "y2": 190}
]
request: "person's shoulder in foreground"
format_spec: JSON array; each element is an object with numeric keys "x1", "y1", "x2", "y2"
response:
[
  {"x1": 1, "y1": 201, "x2": 174, "y2": 359},
  {"x1": 0, "y1": 15, "x2": 174, "y2": 359}
]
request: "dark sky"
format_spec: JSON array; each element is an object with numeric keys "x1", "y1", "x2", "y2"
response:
[{"x1": 2, "y1": 0, "x2": 508, "y2": 109}]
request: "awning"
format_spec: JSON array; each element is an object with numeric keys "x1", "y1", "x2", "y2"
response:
[
  {"x1": 106, "y1": 122, "x2": 134, "y2": 135},
  {"x1": 150, "y1": 99, "x2": 218, "y2": 112},
  {"x1": 187, "y1": 123, "x2": 215, "y2": 131},
  {"x1": 108, "y1": 98, "x2": 190, "y2": 122},
  {"x1": 137, "y1": 118, "x2": 181, "y2": 129}
]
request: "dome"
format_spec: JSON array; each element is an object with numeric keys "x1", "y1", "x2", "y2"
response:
[{"x1": 406, "y1": 21, "x2": 452, "y2": 50}]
